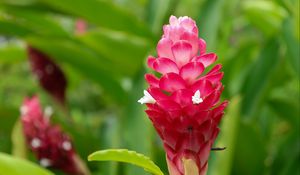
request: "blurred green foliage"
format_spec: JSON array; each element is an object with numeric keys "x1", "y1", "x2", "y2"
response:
[{"x1": 0, "y1": 0, "x2": 299, "y2": 175}]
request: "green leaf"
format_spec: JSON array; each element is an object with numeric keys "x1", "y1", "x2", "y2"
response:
[
  {"x1": 241, "y1": 39, "x2": 280, "y2": 119},
  {"x1": 0, "y1": 43, "x2": 27, "y2": 63},
  {"x1": 0, "y1": 105, "x2": 19, "y2": 153},
  {"x1": 0, "y1": 6, "x2": 70, "y2": 37},
  {"x1": 196, "y1": 0, "x2": 226, "y2": 51},
  {"x1": 146, "y1": 0, "x2": 178, "y2": 34},
  {"x1": 0, "y1": 0, "x2": 37, "y2": 6},
  {"x1": 282, "y1": 18, "x2": 300, "y2": 77},
  {"x1": 232, "y1": 122, "x2": 267, "y2": 175},
  {"x1": 77, "y1": 29, "x2": 151, "y2": 76},
  {"x1": 242, "y1": 0, "x2": 288, "y2": 36},
  {"x1": 40, "y1": 0, "x2": 153, "y2": 39},
  {"x1": 88, "y1": 149, "x2": 164, "y2": 175},
  {"x1": 11, "y1": 119, "x2": 27, "y2": 158},
  {"x1": 0, "y1": 21, "x2": 33, "y2": 36},
  {"x1": 209, "y1": 96, "x2": 241, "y2": 175},
  {"x1": 0, "y1": 153, "x2": 54, "y2": 175},
  {"x1": 267, "y1": 80, "x2": 300, "y2": 125}
]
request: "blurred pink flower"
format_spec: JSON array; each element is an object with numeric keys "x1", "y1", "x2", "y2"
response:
[
  {"x1": 21, "y1": 96, "x2": 83, "y2": 175},
  {"x1": 27, "y1": 46, "x2": 67, "y2": 105},
  {"x1": 138, "y1": 16, "x2": 228, "y2": 175},
  {"x1": 75, "y1": 19, "x2": 87, "y2": 34}
]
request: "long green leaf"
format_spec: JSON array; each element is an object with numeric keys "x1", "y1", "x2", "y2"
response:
[
  {"x1": 0, "y1": 153, "x2": 54, "y2": 175},
  {"x1": 282, "y1": 18, "x2": 300, "y2": 77},
  {"x1": 77, "y1": 29, "x2": 151, "y2": 76},
  {"x1": 0, "y1": 6, "x2": 69, "y2": 37},
  {"x1": 196, "y1": 0, "x2": 225, "y2": 51},
  {"x1": 241, "y1": 39, "x2": 280, "y2": 119},
  {"x1": 40, "y1": 0, "x2": 153, "y2": 39},
  {"x1": 209, "y1": 96, "x2": 241, "y2": 175},
  {"x1": 146, "y1": 0, "x2": 178, "y2": 34},
  {"x1": 0, "y1": 21, "x2": 33, "y2": 36},
  {"x1": 0, "y1": 105, "x2": 19, "y2": 153},
  {"x1": 88, "y1": 149, "x2": 164, "y2": 175},
  {"x1": 11, "y1": 119, "x2": 27, "y2": 158},
  {"x1": 242, "y1": 0, "x2": 288, "y2": 36}
]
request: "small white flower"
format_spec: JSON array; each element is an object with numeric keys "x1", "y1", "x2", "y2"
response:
[
  {"x1": 62, "y1": 141, "x2": 72, "y2": 151},
  {"x1": 40, "y1": 158, "x2": 51, "y2": 167},
  {"x1": 138, "y1": 90, "x2": 156, "y2": 104},
  {"x1": 192, "y1": 90, "x2": 203, "y2": 104},
  {"x1": 20, "y1": 106, "x2": 28, "y2": 115},
  {"x1": 31, "y1": 138, "x2": 41, "y2": 148},
  {"x1": 44, "y1": 106, "x2": 53, "y2": 118}
]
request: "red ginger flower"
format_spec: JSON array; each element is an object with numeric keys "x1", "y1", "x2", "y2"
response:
[
  {"x1": 20, "y1": 96, "x2": 83, "y2": 175},
  {"x1": 27, "y1": 46, "x2": 67, "y2": 105},
  {"x1": 138, "y1": 16, "x2": 228, "y2": 175}
]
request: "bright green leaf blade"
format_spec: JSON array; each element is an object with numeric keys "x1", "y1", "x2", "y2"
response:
[
  {"x1": 88, "y1": 149, "x2": 164, "y2": 175},
  {"x1": 11, "y1": 119, "x2": 27, "y2": 158},
  {"x1": 0, "y1": 153, "x2": 54, "y2": 175}
]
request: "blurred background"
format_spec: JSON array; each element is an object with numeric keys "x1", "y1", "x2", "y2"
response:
[{"x1": 0, "y1": 0, "x2": 299, "y2": 175}]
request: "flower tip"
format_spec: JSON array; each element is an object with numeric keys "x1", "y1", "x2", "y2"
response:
[
  {"x1": 192, "y1": 90, "x2": 203, "y2": 104},
  {"x1": 169, "y1": 15, "x2": 178, "y2": 25},
  {"x1": 137, "y1": 90, "x2": 156, "y2": 104}
]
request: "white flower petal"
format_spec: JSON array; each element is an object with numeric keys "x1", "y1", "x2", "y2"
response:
[
  {"x1": 62, "y1": 141, "x2": 72, "y2": 151},
  {"x1": 31, "y1": 138, "x2": 41, "y2": 148},
  {"x1": 138, "y1": 90, "x2": 156, "y2": 104},
  {"x1": 192, "y1": 90, "x2": 203, "y2": 104},
  {"x1": 44, "y1": 106, "x2": 53, "y2": 118},
  {"x1": 40, "y1": 158, "x2": 51, "y2": 167}
]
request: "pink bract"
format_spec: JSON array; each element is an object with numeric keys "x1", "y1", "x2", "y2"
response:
[{"x1": 139, "y1": 16, "x2": 228, "y2": 175}]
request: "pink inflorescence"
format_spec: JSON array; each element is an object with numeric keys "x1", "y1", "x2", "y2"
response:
[
  {"x1": 20, "y1": 96, "x2": 80, "y2": 174},
  {"x1": 138, "y1": 16, "x2": 228, "y2": 175}
]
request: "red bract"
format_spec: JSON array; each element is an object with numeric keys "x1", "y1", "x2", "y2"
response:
[
  {"x1": 20, "y1": 96, "x2": 82, "y2": 175},
  {"x1": 138, "y1": 16, "x2": 228, "y2": 175},
  {"x1": 27, "y1": 46, "x2": 67, "y2": 105}
]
